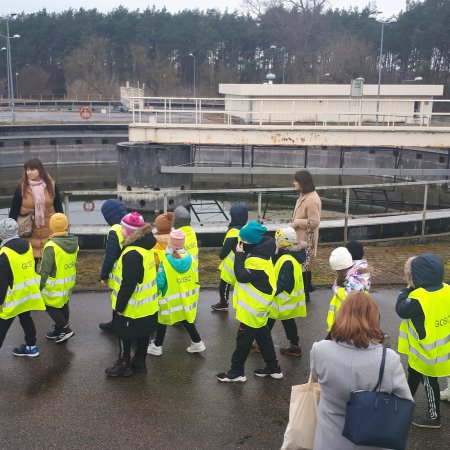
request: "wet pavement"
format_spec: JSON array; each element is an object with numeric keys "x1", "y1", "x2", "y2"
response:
[{"x1": 0, "y1": 289, "x2": 448, "y2": 449}]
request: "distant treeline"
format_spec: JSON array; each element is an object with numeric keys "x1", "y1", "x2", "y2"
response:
[{"x1": 2, "y1": 0, "x2": 449, "y2": 98}]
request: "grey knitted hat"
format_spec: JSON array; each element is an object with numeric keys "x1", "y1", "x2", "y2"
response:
[{"x1": 0, "y1": 218, "x2": 19, "y2": 240}]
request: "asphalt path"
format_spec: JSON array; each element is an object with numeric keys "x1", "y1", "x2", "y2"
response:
[{"x1": 0, "y1": 288, "x2": 448, "y2": 449}]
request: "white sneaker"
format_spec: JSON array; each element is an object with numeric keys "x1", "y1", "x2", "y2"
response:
[
  {"x1": 441, "y1": 387, "x2": 450, "y2": 402},
  {"x1": 187, "y1": 341, "x2": 206, "y2": 353},
  {"x1": 147, "y1": 340, "x2": 162, "y2": 356}
]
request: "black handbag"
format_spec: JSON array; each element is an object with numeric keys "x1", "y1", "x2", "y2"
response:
[{"x1": 342, "y1": 346, "x2": 415, "y2": 450}]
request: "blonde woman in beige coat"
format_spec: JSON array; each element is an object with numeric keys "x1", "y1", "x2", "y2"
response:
[{"x1": 291, "y1": 170, "x2": 321, "y2": 302}]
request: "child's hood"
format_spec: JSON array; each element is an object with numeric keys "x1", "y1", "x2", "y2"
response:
[
  {"x1": 101, "y1": 199, "x2": 127, "y2": 226},
  {"x1": 411, "y1": 253, "x2": 444, "y2": 291},
  {"x1": 50, "y1": 235, "x2": 79, "y2": 254},
  {"x1": 166, "y1": 252, "x2": 192, "y2": 273}
]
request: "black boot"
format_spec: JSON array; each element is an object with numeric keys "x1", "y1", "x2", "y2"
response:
[
  {"x1": 303, "y1": 271, "x2": 311, "y2": 303},
  {"x1": 307, "y1": 271, "x2": 316, "y2": 292},
  {"x1": 105, "y1": 358, "x2": 133, "y2": 377},
  {"x1": 99, "y1": 320, "x2": 113, "y2": 333},
  {"x1": 131, "y1": 354, "x2": 147, "y2": 374}
]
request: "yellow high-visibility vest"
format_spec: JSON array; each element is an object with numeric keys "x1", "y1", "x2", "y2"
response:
[
  {"x1": 326, "y1": 287, "x2": 346, "y2": 332},
  {"x1": 233, "y1": 256, "x2": 276, "y2": 328},
  {"x1": 219, "y1": 228, "x2": 240, "y2": 284},
  {"x1": 398, "y1": 284, "x2": 450, "y2": 377},
  {"x1": 41, "y1": 240, "x2": 78, "y2": 308},
  {"x1": 270, "y1": 254, "x2": 306, "y2": 320},
  {"x1": 179, "y1": 225, "x2": 199, "y2": 283},
  {"x1": 111, "y1": 246, "x2": 159, "y2": 319},
  {"x1": 0, "y1": 245, "x2": 45, "y2": 320},
  {"x1": 107, "y1": 224, "x2": 124, "y2": 291},
  {"x1": 158, "y1": 253, "x2": 199, "y2": 325}
]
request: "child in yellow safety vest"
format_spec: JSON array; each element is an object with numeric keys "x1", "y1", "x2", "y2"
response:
[
  {"x1": 98, "y1": 199, "x2": 127, "y2": 332},
  {"x1": 153, "y1": 212, "x2": 175, "y2": 268},
  {"x1": 0, "y1": 218, "x2": 45, "y2": 357},
  {"x1": 327, "y1": 246, "x2": 371, "y2": 332},
  {"x1": 40, "y1": 213, "x2": 78, "y2": 343},
  {"x1": 212, "y1": 204, "x2": 248, "y2": 312},
  {"x1": 396, "y1": 254, "x2": 450, "y2": 429},
  {"x1": 147, "y1": 229, "x2": 205, "y2": 356},
  {"x1": 217, "y1": 221, "x2": 281, "y2": 383},
  {"x1": 173, "y1": 206, "x2": 199, "y2": 283},
  {"x1": 267, "y1": 226, "x2": 307, "y2": 357},
  {"x1": 105, "y1": 213, "x2": 159, "y2": 377}
]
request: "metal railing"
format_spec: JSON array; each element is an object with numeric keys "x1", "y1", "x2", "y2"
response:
[
  {"x1": 128, "y1": 96, "x2": 450, "y2": 129},
  {"x1": 60, "y1": 179, "x2": 450, "y2": 243}
]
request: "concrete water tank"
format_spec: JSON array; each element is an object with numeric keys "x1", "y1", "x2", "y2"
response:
[{"x1": 117, "y1": 142, "x2": 191, "y2": 212}]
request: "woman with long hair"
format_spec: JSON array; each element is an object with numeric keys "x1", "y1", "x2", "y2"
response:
[
  {"x1": 291, "y1": 170, "x2": 321, "y2": 302},
  {"x1": 9, "y1": 158, "x2": 63, "y2": 259},
  {"x1": 310, "y1": 291, "x2": 413, "y2": 450}
]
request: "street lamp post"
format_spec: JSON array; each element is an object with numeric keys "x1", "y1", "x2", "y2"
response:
[
  {"x1": 188, "y1": 53, "x2": 196, "y2": 98},
  {"x1": 1, "y1": 14, "x2": 20, "y2": 122},
  {"x1": 372, "y1": 16, "x2": 395, "y2": 124},
  {"x1": 270, "y1": 45, "x2": 286, "y2": 84},
  {"x1": 15, "y1": 72, "x2": 18, "y2": 99}
]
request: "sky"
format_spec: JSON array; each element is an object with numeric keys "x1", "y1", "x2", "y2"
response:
[{"x1": 0, "y1": 0, "x2": 407, "y2": 18}]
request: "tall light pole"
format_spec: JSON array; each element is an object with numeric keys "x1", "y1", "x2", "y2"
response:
[
  {"x1": 270, "y1": 45, "x2": 286, "y2": 84},
  {"x1": 188, "y1": 53, "x2": 196, "y2": 98},
  {"x1": 372, "y1": 16, "x2": 395, "y2": 124},
  {"x1": 15, "y1": 72, "x2": 18, "y2": 98},
  {"x1": 1, "y1": 14, "x2": 20, "y2": 122}
]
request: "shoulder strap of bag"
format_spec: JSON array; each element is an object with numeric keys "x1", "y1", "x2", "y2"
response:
[{"x1": 372, "y1": 346, "x2": 387, "y2": 392}]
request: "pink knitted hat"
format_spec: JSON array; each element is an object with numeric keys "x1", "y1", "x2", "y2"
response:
[
  {"x1": 168, "y1": 229, "x2": 185, "y2": 250},
  {"x1": 121, "y1": 212, "x2": 145, "y2": 234}
]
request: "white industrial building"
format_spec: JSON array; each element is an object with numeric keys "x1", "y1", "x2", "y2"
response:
[{"x1": 218, "y1": 83, "x2": 444, "y2": 125}]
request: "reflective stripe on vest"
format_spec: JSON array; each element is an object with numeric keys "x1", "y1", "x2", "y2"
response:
[
  {"x1": 157, "y1": 255, "x2": 199, "y2": 325},
  {"x1": 41, "y1": 240, "x2": 78, "y2": 308},
  {"x1": 0, "y1": 245, "x2": 45, "y2": 320},
  {"x1": 398, "y1": 285, "x2": 450, "y2": 377},
  {"x1": 111, "y1": 246, "x2": 159, "y2": 319},
  {"x1": 180, "y1": 226, "x2": 199, "y2": 282},
  {"x1": 233, "y1": 256, "x2": 275, "y2": 328},
  {"x1": 107, "y1": 224, "x2": 124, "y2": 290},
  {"x1": 326, "y1": 287, "x2": 346, "y2": 332},
  {"x1": 219, "y1": 228, "x2": 240, "y2": 284},
  {"x1": 270, "y1": 254, "x2": 306, "y2": 320}
]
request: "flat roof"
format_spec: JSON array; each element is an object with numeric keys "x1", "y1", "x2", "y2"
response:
[{"x1": 219, "y1": 84, "x2": 444, "y2": 97}]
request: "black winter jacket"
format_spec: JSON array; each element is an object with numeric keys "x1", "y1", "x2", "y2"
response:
[
  {"x1": 115, "y1": 225, "x2": 157, "y2": 313},
  {"x1": 274, "y1": 245, "x2": 306, "y2": 296},
  {"x1": 234, "y1": 236, "x2": 276, "y2": 295}
]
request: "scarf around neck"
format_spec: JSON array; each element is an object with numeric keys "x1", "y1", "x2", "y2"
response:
[{"x1": 28, "y1": 179, "x2": 47, "y2": 227}]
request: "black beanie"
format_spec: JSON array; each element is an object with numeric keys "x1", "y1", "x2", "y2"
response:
[{"x1": 345, "y1": 240, "x2": 364, "y2": 260}]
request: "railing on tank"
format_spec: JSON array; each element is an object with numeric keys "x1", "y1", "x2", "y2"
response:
[
  {"x1": 59, "y1": 179, "x2": 450, "y2": 243},
  {"x1": 127, "y1": 96, "x2": 450, "y2": 129}
]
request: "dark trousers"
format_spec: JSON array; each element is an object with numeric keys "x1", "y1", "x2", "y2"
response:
[
  {"x1": 408, "y1": 365, "x2": 440, "y2": 419},
  {"x1": 219, "y1": 279, "x2": 231, "y2": 303},
  {"x1": 154, "y1": 320, "x2": 201, "y2": 347},
  {"x1": 267, "y1": 317, "x2": 299, "y2": 346},
  {"x1": 0, "y1": 311, "x2": 37, "y2": 348},
  {"x1": 46, "y1": 303, "x2": 70, "y2": 332},
  {"x1": 119, "y1": 335, "x2": 150, "y2": 360},
  {"x1": 231, "y1": 322, "x2": 278, "y2": 374}
]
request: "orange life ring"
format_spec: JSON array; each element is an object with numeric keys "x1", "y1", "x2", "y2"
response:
[
  {"x1": 80, "y1": 106, "x2": 93, "y2": 120},
  {"x1": 83, "y1": 200, "x2": 95, "y2": 212}
]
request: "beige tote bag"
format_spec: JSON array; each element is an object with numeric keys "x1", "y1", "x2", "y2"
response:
[{"x1": 281, "y1": 374, "x2": 321, "y2": 450}]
